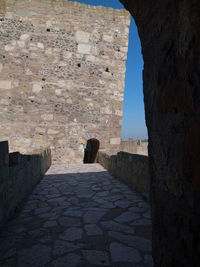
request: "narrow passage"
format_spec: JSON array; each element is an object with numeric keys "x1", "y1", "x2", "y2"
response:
[{"x1": 0, "y1": 164, "x2": 153, "y2": 266}]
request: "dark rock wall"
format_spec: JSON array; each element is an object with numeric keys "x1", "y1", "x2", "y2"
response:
[{"x1": 120, "y1": 0, "x2": 200, "y2": 266}]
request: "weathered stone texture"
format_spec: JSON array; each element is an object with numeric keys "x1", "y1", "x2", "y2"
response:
[
  {"x1": 0, "y1": 163, "x2": 153, "y2": 266},
  {"x1": 0, "y1": 141, "x2": 51, "y2": 225},
  {"x1": 98, "y1": 150, "x2": 150, "y2": 200},
  {"x1": 0, "y1": 0, "x2": 130, "y2": 163},
  {"x1": 120, "y1": 140, "x2": 148, "y2": 155},
  {"x1": 120, "y1": 0, "x2": 200, "y2": 266}
]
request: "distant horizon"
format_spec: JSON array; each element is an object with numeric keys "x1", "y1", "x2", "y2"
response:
[
  {"x1": 121, "y1": 137, "x2": 148, "y2": 140},
  {"x1": 68, "y1": 0, "x2": 148, "y2": 140}
]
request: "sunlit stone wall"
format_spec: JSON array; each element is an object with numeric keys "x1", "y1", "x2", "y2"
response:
[{"x1": 0, "y1": 0, "x2": 130, "y2": 163}]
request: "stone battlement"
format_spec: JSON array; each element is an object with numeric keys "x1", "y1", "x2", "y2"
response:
[
  {"x1": 97, "y1": 150, "x2": 150, "y2": 200},
  {"x1": 0, "y1": 141, "x2": 51, "y2": 225}
]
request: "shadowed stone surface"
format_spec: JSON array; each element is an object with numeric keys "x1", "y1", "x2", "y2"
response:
[
  {"x1": 110, "y1": 242, "x2": 141, "y2": 263},
  {"x1": 18, "y1": 245, "x2": 51, "y2": 266},
  {"x1": 60, "y1": 227, "x2": 83, "y2": 241},
  {"x1": 0, "y1": 164, "x2": 153, "y2": 266},
  {"x1": 85, "y1": 224, "x2": 103, "y2": 236},
  {"x1": 119, "y1": 0, "x2": 200, "y2": 265},
  {"x1": 52, "y1": 253, "x2": 81, "y2": 267},
  {"x1": 82, "y1": 250, "x2": 110, "y2": 266}
]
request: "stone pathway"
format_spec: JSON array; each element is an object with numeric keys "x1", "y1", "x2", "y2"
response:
[{"x1": 0, "y1": 164, "x2": 153, "y2": 267}]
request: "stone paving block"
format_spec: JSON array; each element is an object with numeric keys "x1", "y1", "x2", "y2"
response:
[
  {"x1": 104, "y1": 195, "x2": 122, "y2": 202},
  {"x1": 46, "y1": 194, "x2": 61, "y2": 199},
  {"x1": 63, "y1": 209, "x2": 83, "y2": 217},
  {"x1": 101, "y1": 207, "x2": 125, "y2": 221},
  {"x1": 114, "y1": 200, "x2": 131, "y2": 208},
  {"x1": 43, "y1": 220, "x2": 58, "y2": 227},
  {"x1": 95, "y1": 191, "x2": 109, "y2": 197},
  {"x1": 128, "y1": 206, "x2": 146, "y2": 213},
  {"x1": 99, "y1": 202, "x2": 116, "y2": 209},
  {"x1": 60, "y1": 227, "x2": 83, "y2": 241},
  {"x1": 92, "y1": 185, "x2": 101, "y2": 191},
  {"x1": 114, "y1": 211, "x2": 141, "y2": 223},
  {"x1": 111, "y1": 188, "x2": 121, "y2": 193},
  {"x1": 53, "y1": 240, "x2": 84, "y2": 256},
  {"x1": 100, "y1": 220, "x2": 134, "y2": 234},
  {"x1": 110, "y1": 242, "x2": 141, "y2": 262},
  {"x1": 131, "y1": 218, "x2": 152, "y2": 226},
  {"x1": 83, "y1": 207, "x2": 108, "y2": 213},
  {"x1": 50, "y1": 197, "x2": 66, "y2": 203},
  {"x1": 37, "y1": 211, "x2": 58, "y2": 220},
  {"x1": 52, "y1": 253, "x2": 81, "y2": 267},
  {"x1": 82, "y1": 250, "x2": 110, "y2": 266},
  {"x1": 34, "y1": 207, "x2": 51, "y2": 215},
  {"x1": 109, "y1": 231, "x2": 152, "y2": 252},
  {"x1": 84, "y1": 210, "x2": 107, "y2": 223},
  {"x1": 37, "y1": 202, "x2": 49, "y2": 208},
  {"x1": 58, "y1": 217, "x2": 81, "y2": 227},
  {"x1": 93, "y1": 198, "x2": 108, "y2": 204},
  {"x1": 68, "y1": 197, "x2": 80, "y2": 205},
  {"x1": 17, "y1": 245, "x2": 51, "y2": 266},
  {"x1": 79, "y1": 201, "x2": 98, "y2": 208},
  {"x1": 85, "y1": 235, "x2": 108, "y2": 250},
  {"x1": 85, "y1": 224, "x2": 103, "y2": 235}
]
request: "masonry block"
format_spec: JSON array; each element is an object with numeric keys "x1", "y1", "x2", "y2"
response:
[{"x1": 0, "y1": 0, "x2": 130, "y2": 164}]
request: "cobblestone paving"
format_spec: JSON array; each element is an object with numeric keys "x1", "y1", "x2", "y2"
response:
[{"x1": 0, "y1": 164, "x2": 153, "y2": 267}]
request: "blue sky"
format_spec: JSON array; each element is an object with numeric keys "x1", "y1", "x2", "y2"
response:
[{"x1": 68, "y1": 0, "x2": 148, "y2": 140}]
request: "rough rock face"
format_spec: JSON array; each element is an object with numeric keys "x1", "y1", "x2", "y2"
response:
[
  {"x1": 0, "y1": 0, "x2": 130, "y2": 164},
  {"x1": 120, "y1": 0, "x2": 200, "y2": 266}
]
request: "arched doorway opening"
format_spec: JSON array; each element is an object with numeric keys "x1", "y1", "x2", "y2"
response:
[{"x1": 83, "y1": 138, "x2": 100, "y2": 163}]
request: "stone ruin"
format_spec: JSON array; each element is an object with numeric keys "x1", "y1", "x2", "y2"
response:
[{"x1": 0, "y1": 0, "x2": 130, "y2": 164}]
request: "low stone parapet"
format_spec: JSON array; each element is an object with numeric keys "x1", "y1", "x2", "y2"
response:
[
  {"x1": 0, "y1": 141, "x2": 51, "y2": 226},
  {"x1": 120, "y1": 140, "x2": 148, "y2": 155},
  {"x1": 97, "y1": 150, "x2": 150, "y2": 200}
]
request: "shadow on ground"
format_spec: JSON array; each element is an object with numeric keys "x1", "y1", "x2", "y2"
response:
[{"x1": 0, "y1": 164, "x2": 153, "y2": 266}]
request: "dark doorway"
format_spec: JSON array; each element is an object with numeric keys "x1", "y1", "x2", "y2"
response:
[{"x1": 83, "y1": 138, "x2": 100, "y2": 163}]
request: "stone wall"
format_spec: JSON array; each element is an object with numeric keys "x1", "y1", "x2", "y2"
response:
[
  {"x1": 97, "y1": 150, "x2": 150, "y2": 200},
  {"x1": 0, "y1": 141, "x2": 51, "y2": 226},
  {"x1": 120, "y1": 0, "x2": 200, "y2": 266},
  {"x1": 120, "y1": 140, "x2": 148, "y2": 155},
  {"x1": 0, "y1": 0, "x2": 130, "y2": 164}
]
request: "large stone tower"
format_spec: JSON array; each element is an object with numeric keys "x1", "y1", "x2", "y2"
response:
[{"x1": 0, "y1": 0, "x2": 130, "y2": 163}]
